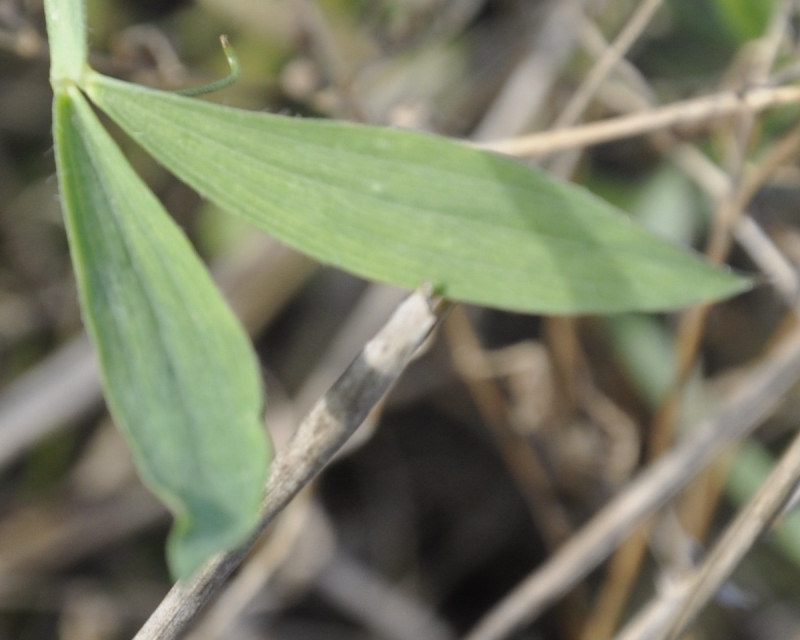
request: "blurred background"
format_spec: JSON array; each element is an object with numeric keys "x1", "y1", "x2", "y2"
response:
[{"x1": 3, "y1": 0, "x2": 800, "y2": 638}]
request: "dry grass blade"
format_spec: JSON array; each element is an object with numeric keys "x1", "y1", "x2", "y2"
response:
[
  {"x1": 464, "y1": 325, "x2": 800, "y2": 640},
  {"x1": 550, "y1": 0, "x2": 664, "y2": 132},
  {"x1": 133, "y1": 287, "x2": 449, "y2": 640},
  {"x1": 471, "y1": 1, "x2": 579, "y2": 141},
  {"x1": 614, "y1": 425, "x2": 800, "y2": 640},
  {"x1": 659, "y1": 428, "x2": 800, "y2": 640},
  {"x1": 735, "y1": 217, "x2": 800, "y2": 309},
  {"x1": 0, "y1": 335, "x2": 99, "y2": 469},
  {"x1": 481, "y1": 84, "x2": 800, "y2": 157},
  {"x1": 547, "y1": 0, "x2": 664, "y2": 177},
  {"x1": 316, "y1": 549, "x2": 457, "y2": 640}
]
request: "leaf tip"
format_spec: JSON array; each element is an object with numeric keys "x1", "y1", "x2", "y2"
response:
[{"x1": 166, "y1": 497, "x2": 263, "y2": 581}]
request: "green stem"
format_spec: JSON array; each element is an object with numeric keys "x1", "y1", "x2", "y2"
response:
[{"x1": 45, "y1": 0, "x2": 88, "y2": 86}]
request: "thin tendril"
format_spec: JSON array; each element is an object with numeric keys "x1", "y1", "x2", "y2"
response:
[{"x1": 177, "y1": 35, "x2": 240, "y2": 97}]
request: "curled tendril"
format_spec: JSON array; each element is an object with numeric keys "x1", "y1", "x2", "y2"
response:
[{"x1": 177, "y1": 35, "x2": 240, "y2": 97}]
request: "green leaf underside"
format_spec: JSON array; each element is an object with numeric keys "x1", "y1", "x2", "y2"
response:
[
  {"x1": 87, "y1": 73, "x2": 750, "y2": 315},
  {"x1": 53, "y1": 87, "x2": 270, "y2": 579}
]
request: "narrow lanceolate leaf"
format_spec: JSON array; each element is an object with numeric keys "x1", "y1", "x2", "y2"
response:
[
  {"x1": 43, "y1": 0, "x2": 87, "y2": 84},
  {"x1": 86, "y1": 73, "x2": 750, "y2": 315},
  {"x1": 52, "y1": 86, "x2": 271, "y2": 580}
]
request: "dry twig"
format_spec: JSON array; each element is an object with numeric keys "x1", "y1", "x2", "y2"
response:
[
  {"x1": 134, "y1": 287, "x2": 449, "y2": 640},
  {"x1": 480, "y1": 84, "x2": 800, "y2": 157}
]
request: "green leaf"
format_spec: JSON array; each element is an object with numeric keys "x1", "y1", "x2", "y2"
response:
[
  {"x1": 52, "y1": 86, "x2": 270, "y2": 579},
  {"x1": 85, "y1": 73, "x2": 750, "y2": 314},
  {"x1": 712, "y1": 0, "x2": 778, "y2": 42},
  {"x1": 44, "y1": 0, "x2": 87, "y2": 85}
]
